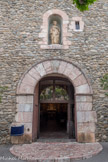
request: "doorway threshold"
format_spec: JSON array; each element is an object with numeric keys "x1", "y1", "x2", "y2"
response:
[
  {"x1": 37, "y1": 131, "x2": 76, "y2": 143},
  {"x1": 37, "y1": 138, "x2": 76, "y2": 143},
  {"x1": 39, "y1": 131, "x2": 69, "y2": 139}
]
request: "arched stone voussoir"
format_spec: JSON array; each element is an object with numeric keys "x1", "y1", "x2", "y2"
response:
[
  {"x1": 28, "y1": 67, "x2": 41, "y2": 81},
  {"x1": 42, "y1": 60, "x2": 60, "y2": 74},
  {"x1": 43, "y1": 60, "x2": 53, "y2": 74},
  {"x1": 76, "y1": 84, "x2": 91, "y2": 94},
  {"x1": 43, "y1": 9, "x2": 69, "y2": 21},
  {"x1": 17, "y1": 72, "x2": 39, "y2": 94},
  {"x1": 21, "y1": 73, "x2": 37, "y2": 87},
  {"x1": 35, "y1": 63, "x2": 46, "y2": 77},
  {"x1": 17, "y1": 83, "x2": 35, "y2": 94},
  {"x1": 50, "y1": 60, "x2": 60, "y2": 73},
  {"x1": 63, "y1": 63, "x2": 82, "y2": 81},
  {"x1": 73, "y1": 74, "x2": 88, "y2": 87},
  {"x1": 17, "y1": 59, "x2": 92, "y2": 95}
]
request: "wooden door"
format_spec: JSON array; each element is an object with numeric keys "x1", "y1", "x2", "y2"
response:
[{"x1": 32, "y1": 83, "x2": 39, "y2": 141}]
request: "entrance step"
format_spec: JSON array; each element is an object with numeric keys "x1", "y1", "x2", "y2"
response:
[{"x1": 10, "y1": 142, "x2": 103, "y2": 161}]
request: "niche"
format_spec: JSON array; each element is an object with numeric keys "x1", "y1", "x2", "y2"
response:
[{"x1": 48, "y1": 15, "x2": 62, "y2": 45}]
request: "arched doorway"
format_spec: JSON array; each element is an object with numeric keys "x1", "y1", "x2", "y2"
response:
[
  {"x1": 34, "y1": 76, "x2": 75, "y2": 140},
  {"x1": 14, "y1": 59, "x2": 97, "y2": 144}
]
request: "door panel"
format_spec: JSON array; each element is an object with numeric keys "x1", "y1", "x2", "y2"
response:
[{"x1": 32, "y1": 83, "x2": 39, "y2": 141}]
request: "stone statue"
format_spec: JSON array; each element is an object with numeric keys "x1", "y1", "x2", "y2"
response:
[{"x1": 50, "y1": 21, "x2": 60, "y2": 44}]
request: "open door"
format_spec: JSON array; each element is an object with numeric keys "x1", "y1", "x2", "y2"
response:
[
  {"x1": 32, "y1": 83, "x2": 39, "y2": 141},
  {"x1": 32, "y1": 76, "x2": 75, "y2": 140}
]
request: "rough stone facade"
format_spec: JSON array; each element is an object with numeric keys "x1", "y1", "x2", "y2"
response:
[{"x1": 0, "y1": 0, "x2": 108, "y2": 144}]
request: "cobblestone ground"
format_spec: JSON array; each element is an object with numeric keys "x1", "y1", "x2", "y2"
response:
[{"x1": 10, "y1": 142, "x2": 102, "y2": 161}]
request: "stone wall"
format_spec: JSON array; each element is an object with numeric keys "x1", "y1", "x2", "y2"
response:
[{"x1": 0, "y1": 0, "x2": 108, "y2": 143}]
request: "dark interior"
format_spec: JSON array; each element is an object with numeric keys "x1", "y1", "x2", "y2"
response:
[
  {"x1": 39, "y1": 76, "x2": 75, "y2": 139},
  {"x1": 40, "y1": 103, "x2": 67, "y2": 132}
]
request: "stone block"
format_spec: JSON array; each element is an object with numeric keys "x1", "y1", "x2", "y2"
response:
[
  {"x1": 63, "y1": 45, "x2": 69, "y2": 49},
  {"x1": 76, "y1": 102, "x2": 92, "y2": 111},
  {"x1": 72, "y1": 17, "x2": 82, "y2": 21},
  {"x1": 77, "y1": 111, "x2": 97, "y2": 123},
  {"x1": 18, "y1": 83, "x2": 34, "y2": 94},
  {"x1": 67, "y1": 41, "x2": 72, "y2": 45},
  {"x1": 24, "y1": 123, "x2": 32, "y2": 134},
  {"x1": 16, "y1": 96, "x2": 33, "y2": 104},
  {"x1": 64, "y1": 63, "x2": 74, "y2": 76},
  {"x1": 69, "y1": 24, "x2": 74, "y2": 30},
  {"x1": 11, "y1": 136, "x2": 19, "y2": 144},
  {"x1": 22, "y1": 74, "x2": 37, "y2": 87},
  {"x1": 63, "y1": 40, "x2": 68, "y2": 45},
  {"x1": 63, "y1": 20, "x2": 69, "y2": 24},
  {"x1": 29, "y1": 68, "x2": 41, "y2": 81},
  {"x1": 41, "y1": 29, "x2": 47, "y2": 33},
  {"x1": 15, "y1": 112, "x2": 32, "y2": 123},
  {"x1": 69, "y1": 68, "x2": 81, "y2": 81},
  {"x1": 43, "y1": 20, "x2": 49, "y2": 26},
  {"x1": 39, "y1": 33, "x2": 47, "y2": 38},
  {"x1": 63, "y1": 26, "x2": 68, "y2": 32},
  {"x1": 46, "y1": 44, "x2": 63, "y2": 49},
  {"x1": 40, "y1": 45, "x2": 48, "y2": 49},
  {"x1": 73, "y1": 74, "x2": 87, "y2": 87},
  {"x1": 76, "y1": 95, "x2": 92, "y2": 102},
  {"x1": 47, "y1": 10, "x2": 53, "y2": 16},
  {"x1": 51, "y1": 60, "x2": 60, "y2": 72},
  {"x1": 17, "y1": 104, "x2": 33, "y2": 112},
  {"x1": 77, "y1": 132, "x2": 95, "y2": 143},
  {"x1": 43, "y1": 61, "x2": 52, "y2": 74},
  {"x1": 35, "y1": 63, "x2": 46, "y2": 76},
  {"x1": 63, "y1": 32, "x2": 68, "y2": 37},
  {"x1": 58, "y1": 61, "x2": 67, "y2": 74},
  {"x1": 76, "y1": 84, "x2": 91, "y2": 94},
  {"x1": 11, "y1": 133, "x2": 32, "y2": 144},
  {"x1": 77, "y1": 123, "x2": 95, "y2": 133}
]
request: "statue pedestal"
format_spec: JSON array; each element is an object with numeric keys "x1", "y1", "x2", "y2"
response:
[{"x1": 47, "y1": 44, "x2": 63, "y2": 49}]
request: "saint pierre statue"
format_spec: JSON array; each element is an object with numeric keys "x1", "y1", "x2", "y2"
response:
[{"x1": 50, "y1": 21, "x2": 60, "y2": 44}]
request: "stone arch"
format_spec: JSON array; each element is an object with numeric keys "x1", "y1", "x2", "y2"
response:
[
  {"x1": 13, "y1": 59, "x2": 97, "y2": 144},
  {"x1": 43, "y1": 9, "x2": 69, "y2": 22},
  {"x1": 17, "y1": 59, "x2": 92, "y2": 94}
]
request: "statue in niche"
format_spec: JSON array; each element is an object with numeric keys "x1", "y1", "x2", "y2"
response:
[{"x1": 50, "y1": 21, "x2": 60, "y2": 44}]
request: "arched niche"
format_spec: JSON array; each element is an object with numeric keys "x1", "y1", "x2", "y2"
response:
[
  {"x1": 48, "y1": 14, "x2": 62, "y2": 45},
  {"x1": 39, "y1": 9, "x2": 71, "y2": 49}
]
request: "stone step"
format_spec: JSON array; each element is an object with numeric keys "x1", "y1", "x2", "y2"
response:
[{"x1": 10, "y1": 142, "x2": 103, "y2": 161}]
